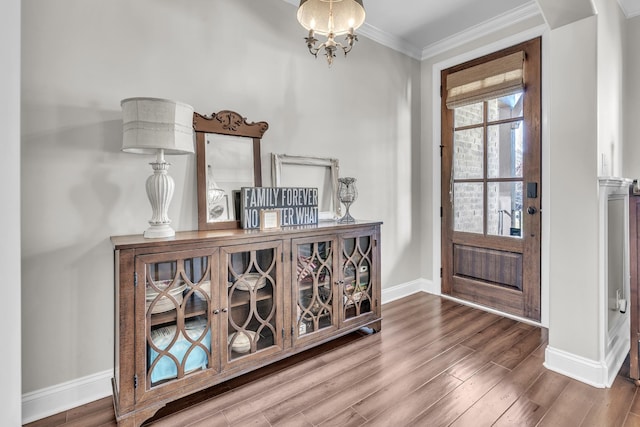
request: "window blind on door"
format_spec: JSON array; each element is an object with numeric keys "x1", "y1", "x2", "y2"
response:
[{"x1": 446, "y1": 51, "x2": 524, "y2": 109}]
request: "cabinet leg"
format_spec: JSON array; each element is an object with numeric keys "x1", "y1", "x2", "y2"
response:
[
  {"x1": 116, "y1": 404, "x2": 165, "y2": 427},
  {"x1": 369, "y1": 320, "x2": 382, "y2": 333}
]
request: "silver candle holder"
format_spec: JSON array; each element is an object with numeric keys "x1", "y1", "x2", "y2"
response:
[{"x1": 338, "y1": 177, "x2": 358, "y2": 223}]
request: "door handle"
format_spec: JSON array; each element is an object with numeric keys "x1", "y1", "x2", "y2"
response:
[{"x1": 527, "y1": 206, "x2": 538, "y2": 215}]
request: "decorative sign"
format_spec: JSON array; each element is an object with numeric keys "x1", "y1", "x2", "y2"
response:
[{"x1": 241, "y1": 187, "x2": 319, "y2": 229}]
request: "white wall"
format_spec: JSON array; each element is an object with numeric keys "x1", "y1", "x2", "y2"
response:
[
  {"x1": 1, "y1": 0, "x2": 22, "y2": 424},
  {"x1": 20, "y1": 0, "x2": 421, "y2": 394},
  {"x1": 547, "y1": 16, "x2": 600, "y2": 361},
  {"x1": 623, "y1": 16, "x2": 640, "y2": 179},
  {"x1": 544, "y1": 0, "x2": 629, "y2": 383},
  {"x1": 596, "y1": 0, "x2": 625, "y2": 177}
]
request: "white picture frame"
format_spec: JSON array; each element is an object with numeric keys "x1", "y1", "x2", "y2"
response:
[{"x1": 271, "y1": 154, "x2": 341, "y2": 221}]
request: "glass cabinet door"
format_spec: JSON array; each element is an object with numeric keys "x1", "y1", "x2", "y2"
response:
[
  {"x1": 292, "y1": 236, "x2": 338, "y2": 345},
  {"x1": 136, "y1": 249, "x2": 218, "y2": 397},
  {"x1": 222, "y1": 241, "x2": 283, "y2": 368},
  {"x1": 341, "y1": 233, "x2": 376, "y2": 325}
]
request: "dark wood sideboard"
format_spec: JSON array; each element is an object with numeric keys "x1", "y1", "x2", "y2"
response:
[{"x1": 111, "y1": 220, "x2": 382, "y2": 426}]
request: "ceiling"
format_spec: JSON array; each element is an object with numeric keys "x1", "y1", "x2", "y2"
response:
[{"x1": 282, "y1": 0, "x2": 640, "y2": 60}]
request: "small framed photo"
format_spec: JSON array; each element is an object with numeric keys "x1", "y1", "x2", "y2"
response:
[
  {"x1": 208, "y1": 195, "x2": 229, "y2": 222},
  {"x1": 260, "y1": 209, "x2": 281, "y2": 231}
]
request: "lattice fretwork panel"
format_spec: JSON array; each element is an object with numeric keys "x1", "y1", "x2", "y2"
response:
[
  {"x1": 227, "y1": 247, "x2": 277, "y2": 360},
  {"x1": 145, "y1": 256, "x2": 212, "y2": 387},
  {"x1": 296, "y1": 240, "x2": 334, "y2": 336},
  {"x1": 343, "y1": 235, "x2": 373, "y2": 320}
]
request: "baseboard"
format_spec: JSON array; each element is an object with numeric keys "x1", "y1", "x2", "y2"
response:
[
  {"x1": 22, "y1": 369, "x2": 112, "y2": 424},
  {"x1": 544, "y1": 346, "x2": 608, "y2": 388},
  {"x1": 544, "y1": 316, "x2": 630, "y2": 389},
  {"x1": 381, "y1": 278, "x2": 434, "y2": 304},
  {"x1": 604, "y1": 316, "x2": 631, "y2": 387}
]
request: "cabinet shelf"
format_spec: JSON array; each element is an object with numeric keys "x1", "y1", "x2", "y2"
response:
[
  {"x1": 343, "y1": 272, "x2": 369, "y2": 282},
  {"x1": 228, "y1": 287, "x2": 273, "y2": 308},
  {"x1": 149, "y1": 295, "x2": 209, "y2": 327},
  {"x1": 297, "y1": 280, "x2": 332, "y2": 292},
  {"x1": 229, "y1": 338, "x2": 273, "y2": 359}
]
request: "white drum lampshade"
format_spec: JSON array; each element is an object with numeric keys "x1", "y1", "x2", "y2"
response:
[{"x1": 121, "y1": 97, "x2": 195, "y2": 238}]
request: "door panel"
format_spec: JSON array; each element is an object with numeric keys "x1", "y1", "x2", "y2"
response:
[
  {"x1": 220, "y1": 241, "x2": 284, "y2": 370},
  {"x1": 441, "y1": 37, "x2": 541, "y2": 321},
  {"x1": 453, "y1": 245, "x2": 523, "y2": 290},
  {"x1": 134, "y1": 248, "x2": 219, "y2": 404},
  {"x1": 292, "y1": 235, "x2": 339, "y2": 347}
]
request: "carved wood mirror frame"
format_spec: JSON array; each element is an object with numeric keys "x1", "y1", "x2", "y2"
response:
[{"x1": 194, "y1": 110, "x2": 269, "y2": 230}]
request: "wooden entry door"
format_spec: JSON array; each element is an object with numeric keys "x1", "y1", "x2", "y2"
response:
[{"x1": 441, "y1": 38, "x2": 541, "y2": 321}]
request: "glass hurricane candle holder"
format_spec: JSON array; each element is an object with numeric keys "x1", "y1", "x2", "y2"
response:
[{"x1": 338, "y1": 177, "x2": 358, "y2": 223}]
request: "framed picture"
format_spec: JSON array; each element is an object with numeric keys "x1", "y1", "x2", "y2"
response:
[
  {"x1": 271, "y1": 154, "x2": 340, "y2": 221},
  {"x1": 207, "y1": 194, "x2": 229, "y2": 222},
  {"x1": 260, "y1": 209, "x2": 281, "y2": 231}
]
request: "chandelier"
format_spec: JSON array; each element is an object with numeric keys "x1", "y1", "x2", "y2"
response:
[{"x1": 296, "y1": 0, "x2": 366, "y2": 66}]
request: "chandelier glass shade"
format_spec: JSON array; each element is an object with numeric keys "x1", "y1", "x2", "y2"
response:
[{"x1": 296, "y1": 0, "x2": 365, "y2": 66}]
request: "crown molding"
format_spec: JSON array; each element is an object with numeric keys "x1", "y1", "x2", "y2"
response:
[
  {"x1": 618, "y1": 0, "x2": 640, "y2": 17},
  {"x1": 420, "y1": 2, "x2": 542, "y2": 60},
  {"x1": 358, "y1": 23, "x2": 422, "y2": 60}
]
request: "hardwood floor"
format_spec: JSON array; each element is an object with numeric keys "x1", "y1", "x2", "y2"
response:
[{"x1": 25, "y1": 293, "x2": 640, "y2": 427}]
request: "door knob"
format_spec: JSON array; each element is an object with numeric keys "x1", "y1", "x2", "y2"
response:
[{"x1": 527, "y1": 206, "x2": 537, "y2": 215}]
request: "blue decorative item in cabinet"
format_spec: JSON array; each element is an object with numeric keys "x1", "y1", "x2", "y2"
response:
[{"x1": 148, "y1": 317, "x2": 211, "y2": 383}]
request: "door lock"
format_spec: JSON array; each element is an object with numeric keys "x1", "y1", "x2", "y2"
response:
[{"x1": 527, "y1": 206, "x2": 538, "y2": 215}]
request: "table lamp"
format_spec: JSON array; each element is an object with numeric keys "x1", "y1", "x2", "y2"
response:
[{"x1": 121, "y1": 97, "x2": 195, "y2": 238}]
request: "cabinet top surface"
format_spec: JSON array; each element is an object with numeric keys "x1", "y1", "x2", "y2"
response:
[{"x1": 111, "y1": 220, "x2": 382, "y2": 250}]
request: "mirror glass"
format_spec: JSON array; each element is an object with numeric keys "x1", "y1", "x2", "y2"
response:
[
  {"x1": 205, "y1": 134, "x2": 254, "y2": 223},
  {"x1": 194, "y1": 110, "x2": 267, "y2": 231}
]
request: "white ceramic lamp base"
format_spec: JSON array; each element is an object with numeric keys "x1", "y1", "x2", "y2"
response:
[
  {"x1": 144, "y1": 223, "x2": 175, "y2": 239},
  {"x1": 144, "y1": 160, "x2": 175, "y2": 239}
]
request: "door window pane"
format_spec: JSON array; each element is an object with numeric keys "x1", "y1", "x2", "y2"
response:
[
  {"x1": 454, "y1": 128, "x2": 484, "y2": 179},
  {"x1": 487, "y1": 181, "x2": 523, "y2": 238},
  {"x1": 454, "y1": 101, "x2": 484, "y2": 128},
  {"x1": 487, "y1": 121, "x2": 523, "y2": 179},
  {"x1": 488, "y1": 92, "x2": 523, "y2": 122},
  {"x1": 454, "y1": 183, "x2": 484, "y2": 234}
]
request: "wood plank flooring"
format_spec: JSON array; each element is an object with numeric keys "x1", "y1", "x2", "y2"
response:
[{"x1": 25, "y1": 293, "x2": 640, "y2": 427}]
